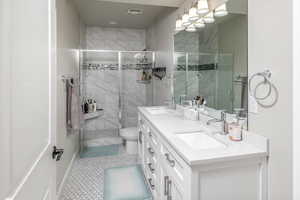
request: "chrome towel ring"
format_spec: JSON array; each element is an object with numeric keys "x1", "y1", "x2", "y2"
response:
[{"x1": 249, "y1": 70, "x2": 278, "y2": 108}]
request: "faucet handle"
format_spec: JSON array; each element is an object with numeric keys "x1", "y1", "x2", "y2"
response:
[{"x1": 220, "y1": 110, "x2": 227, "y2": 120}]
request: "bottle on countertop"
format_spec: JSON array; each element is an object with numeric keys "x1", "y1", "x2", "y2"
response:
[
  {"x1": 228, "y1": 116, "x2": 243, "y2": 141},
  {"x1": 84, "y1": 99, "x2": 89, "y2": 113},
  {"x1": 93, "y1": 99, "x2": 97, "y2": 112}
]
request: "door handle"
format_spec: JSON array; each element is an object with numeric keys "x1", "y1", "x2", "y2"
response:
[{"x1": 52, "y1": 146, "x2": 64, "y2": 161}]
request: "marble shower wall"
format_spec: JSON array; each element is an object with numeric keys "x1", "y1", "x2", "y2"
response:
[
  {"x1": 82, "y1": 27, "x2": 152, "y2": 134},
  {"x1": 84, "y1": 69, "x2": 120, "y2": 133},
  {"x1": 86, "y1": 26, "x2": 146, "y2": 51}
]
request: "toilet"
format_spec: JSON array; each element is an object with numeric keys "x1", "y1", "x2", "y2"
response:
[{"x1": 120, "y1": 127, "x2": 139, "y2": 154}]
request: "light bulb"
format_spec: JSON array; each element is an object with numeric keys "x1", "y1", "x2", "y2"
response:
[
  {"x1": 186, "y1": 24, "x2": 197, "y2": 32},
  {"x1": 188, "y1": 7, "x2": 199, "y2": 21},
  {"x1": 214, "y1": 3, "x2": 228, "y2": 17},
  {"x1": 198, "y1": 0, "x2": 209, "y2": 15},
  {"x1": 195, "y1": 18, "x2": 205, "y2": 28},
  {"x1": 182, "y1": 13, "x2": 191, "y2": 26},
  {"x1": 175, "y1": 19, "x2": 185, "y2": 31},
  {"x1": 203, "y1": 11, "x2": 215, "y2": 23}
]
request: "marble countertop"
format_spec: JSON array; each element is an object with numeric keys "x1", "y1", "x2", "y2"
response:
[{"x1": 138, "y1": 106, "x2": 269, "y2": 166}]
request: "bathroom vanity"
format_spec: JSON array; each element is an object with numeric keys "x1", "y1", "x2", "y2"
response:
[{"x1": 138, "y1": 107, "x2": 268, "y2": 200}]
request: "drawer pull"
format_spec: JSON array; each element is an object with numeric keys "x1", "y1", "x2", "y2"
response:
[
  {"x1": 165, "y1": 153, "x2": 175, "y2": 167},
  {"x1": 139, "y1": 119, "x2": 144, "y2": 125},
  {"x1": 148, "y1": 178, "x2": 155, "y2": 190},
  {"x1": 138, "y1": 131, "x2": 142, "y2": 144},
  {"x1": 164, "y1": 176, "x2": 169, "y2": 196},
  {"x1": 148, "y1": 130, "x2": 152, "y2": 137},
  {"x1": 148, "y1": 163, "x2": 155, "y2": 173},
  {"x1": 167, "y1": 180, "x2": 172, "y2": 200},
  {"x1": 148, "y1": 147, "x2": 155, "y2": 155}
]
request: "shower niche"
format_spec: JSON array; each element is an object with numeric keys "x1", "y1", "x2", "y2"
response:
[{"x1": 80, "y1": 50, "x2": 155, "y2": 155}]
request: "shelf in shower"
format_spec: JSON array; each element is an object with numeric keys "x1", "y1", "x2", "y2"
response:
[{"x1": 84, "y1": 110, "x2": 104, "y2": 120}]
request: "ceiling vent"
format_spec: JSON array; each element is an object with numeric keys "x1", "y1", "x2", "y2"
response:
[{"x1": 127, "y1": 9, "x2": 143, "y2": 15}]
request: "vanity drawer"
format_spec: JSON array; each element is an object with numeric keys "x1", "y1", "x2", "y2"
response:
[
  {"x1": 161, "y1": 142, "x2": 187, "y2": 187},
  {"x1": 144, "y1": 165, "x2": 159, "y2": 199},
  {"x1": 145, "y1": 140, "x2": 158, "y2": 162}
]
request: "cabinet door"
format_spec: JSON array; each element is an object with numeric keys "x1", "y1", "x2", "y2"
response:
[
  {"x1": 160, "y1": 167, "x2": 184, "y2": 200},
  {"x1": 169, "y1": 178, "x2": 184, "y2": 200},
  {"x1": 160, "y1": 167, "x2": 169, "y2": 200}
]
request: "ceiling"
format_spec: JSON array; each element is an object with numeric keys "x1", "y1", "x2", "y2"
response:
[
  {"x1": 73, "y1": 0, "x2": 179, "y2": 29},
  {"x1": 73, "y1": 0, "x2": 246, "y2": 29}
]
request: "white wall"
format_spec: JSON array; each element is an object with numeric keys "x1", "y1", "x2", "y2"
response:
[
  {"x1": 248, "y1": 0, "x2": 293, "y2": 199},
  {"x1": 293, "y1": 0, "x2": 300, "y2": 199},
  {"x1": 56, "y1": 0, "x2": 81, "y2": 193}
]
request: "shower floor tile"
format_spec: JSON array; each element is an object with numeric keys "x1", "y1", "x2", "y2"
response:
[{"x1": 59, "y1": 149, "x2": 139, "y2": 200}]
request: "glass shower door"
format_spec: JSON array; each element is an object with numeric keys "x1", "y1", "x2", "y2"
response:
[
  {"x1": 120, "y1": 51, "x2": 154, "y2": 128},
  {"x1": 81, "y1": 51, "x2": 121, "y2": 148}
]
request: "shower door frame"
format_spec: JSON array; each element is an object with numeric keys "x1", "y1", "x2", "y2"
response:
[{"x1": 79, "y1": 50, "x2": 155, "y2": 151}]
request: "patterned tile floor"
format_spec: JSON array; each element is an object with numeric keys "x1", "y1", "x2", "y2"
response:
[{"x1": 60, "y1": 146, "x2": 139, "y2": 200}]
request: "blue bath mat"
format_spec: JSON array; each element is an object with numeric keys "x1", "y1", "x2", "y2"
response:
[
  {"x1": 80, "y1": 144, "x2": 121, "y2": 158},
  {"x1": 104, "y1": 165, "x2": 152, "y2": 200}
]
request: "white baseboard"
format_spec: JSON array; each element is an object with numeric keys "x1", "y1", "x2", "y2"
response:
[{"x1": 56, "y1": 150, "x2": 78, "y2": 199}]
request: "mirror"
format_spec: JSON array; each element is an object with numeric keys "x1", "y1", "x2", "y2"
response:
[{"x1": 173, "y1": 2, "x2": 248, "y2": 114}]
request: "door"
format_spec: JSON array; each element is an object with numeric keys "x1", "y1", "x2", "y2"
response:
[{"x1": 0, "y1": 0, "x2": 57, "y2": 200}]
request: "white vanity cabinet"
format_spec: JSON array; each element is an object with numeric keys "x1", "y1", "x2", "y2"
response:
[
  {"x1": 138, "y1": 115, "x2": 185, "y2": 200},
  {"x1": 138, "y1": 109, "x2": 269, "y2": 200}
]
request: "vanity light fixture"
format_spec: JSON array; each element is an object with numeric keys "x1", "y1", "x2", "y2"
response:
[
  {"x1": 188, "y1": 4, "x2": 199, "y2": 22},
  {"x1": 182, "y1": 12, "x2": 191, "y2": 27},
  {"x1": 203, "y1": 11, "x2": 215, "y2": 23},
  {"x1": 194, "y1": 18, "x2": 205, "y2": 28},
  {"x1": 214, "y1": 3, "x2": 228, "y2": 17},
  {"x1": 197, "y1": 0, "x2": 209, "y2": 15},
  {"x1": 175, "y1": 18, "x2": 185, "y2": 31},
  {"x1": 186, "y1": 24, "x2": 197, "y2": 32},
  {"x1": 175, "y1": 1, "x2": 230, "y2": 33},
  {"x1": 109, "y1": 21, "x2": 118, "y2": 25},
  {"x1": 127, "y1": 9, "x2": 143, "y2": 15}
]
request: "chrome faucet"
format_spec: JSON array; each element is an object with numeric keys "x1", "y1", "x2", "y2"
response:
[
  {"x1": 206, "y1": 111, "x2": 227, "y2": 135},
  {"x1": 179, "y1": 95, "x2": 187, "y2": 105},
  {"x1": 165, "y1": 96, "x2": 176, "y2": 109}
]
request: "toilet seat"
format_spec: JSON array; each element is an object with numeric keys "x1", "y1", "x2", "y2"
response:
[{"x1": 120, "y1": 127, "x2": 138, "y2": 141}]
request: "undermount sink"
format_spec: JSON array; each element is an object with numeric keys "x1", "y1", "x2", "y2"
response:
[
  {"x1": 145, "y1": 107, "x2": 169, "y2": 115},
  {"x1": 175, "y1": 132, "x2": 226, "y2": 150}
]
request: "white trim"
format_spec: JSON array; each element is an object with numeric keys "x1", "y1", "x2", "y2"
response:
[
  {"x1": 56, "y1": 150, "x2": 78, "y2": 199},
  {"x1": 42, "y1": 190, "x2": 50, "y2": 200},
  {"x1": 293, "y1": 0, "x2": 300, "y2": 199},
  {"x1": 5, "y1": 143, "x2": 51, "y2": 200}
]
